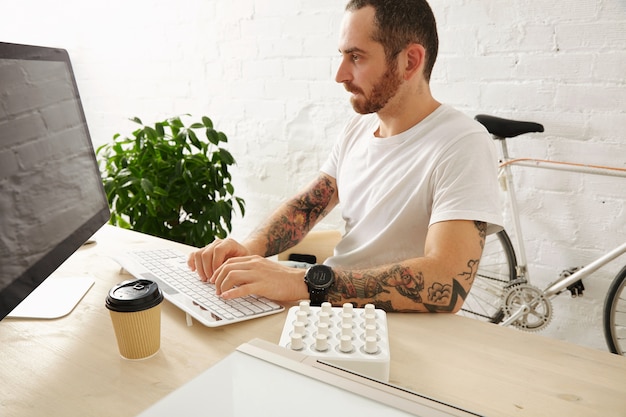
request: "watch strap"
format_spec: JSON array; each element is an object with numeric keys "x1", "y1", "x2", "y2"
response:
[{"x1": 308, "y1": 288, "x2": 327, "y2": 307}]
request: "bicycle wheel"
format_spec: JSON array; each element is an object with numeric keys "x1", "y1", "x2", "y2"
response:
[
  {"x1": 459, "y1": 230, "x2": 518, "y2": 323},
  {"x1": 603, "y1": 265, "x2": 626, "y2": 355}
]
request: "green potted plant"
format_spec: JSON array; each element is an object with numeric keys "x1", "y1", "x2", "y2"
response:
[{"x1": 97, "y1": 115, "x2": 245, "y2": 247}]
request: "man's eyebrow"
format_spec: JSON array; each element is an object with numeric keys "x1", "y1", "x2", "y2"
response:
[{"x1": 339, "y1": 47, "x2": 367, "y2": 55}]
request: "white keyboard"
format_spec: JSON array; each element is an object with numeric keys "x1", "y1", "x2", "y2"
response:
[{"x1": 114, "y1": 249, "x2": 284, "y2": 327}]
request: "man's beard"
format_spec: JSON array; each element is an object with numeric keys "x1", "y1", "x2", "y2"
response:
[{"x1": 345, "y1": 61, "x2": 402, "y2": 114}]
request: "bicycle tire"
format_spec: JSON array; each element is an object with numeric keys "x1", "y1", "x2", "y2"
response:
[
  {"x1": 603, "y1": 265, "x2": 626, "y2": 355},
  {"x1": 459, "y1": 230, "x2": 518, "y2": 323}
]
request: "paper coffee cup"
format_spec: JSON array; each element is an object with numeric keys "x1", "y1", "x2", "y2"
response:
[{"x1": 105, "y1": 279, "x2": 164, "y2": 360}]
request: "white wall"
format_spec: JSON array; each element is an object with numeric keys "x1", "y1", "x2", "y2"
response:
[{"x1": 2, "y1": 0, "x2": 624, "y2": 352}]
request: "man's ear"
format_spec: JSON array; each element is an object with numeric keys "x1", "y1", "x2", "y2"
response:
[{"x1": 402, "y1": 43, "x2": 426, "y2": 81}]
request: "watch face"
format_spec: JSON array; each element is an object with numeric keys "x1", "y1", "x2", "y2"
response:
[{"x1": 306, "y1": 265, "x2": 334, "y2": 289}]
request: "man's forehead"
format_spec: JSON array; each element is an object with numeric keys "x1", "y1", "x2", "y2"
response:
[{"x1": 338, "y1": 7, "x2": 379, "y2": 54}]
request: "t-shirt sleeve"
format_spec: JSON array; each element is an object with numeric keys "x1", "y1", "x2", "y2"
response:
[
  {"x1": 320, "y1": 139, "x2": 339, "y2": 178},
  {"x1": 429, "y1": 131, "x2": 504, "y2": 234},
  {"x1": 320, "y1": 115, "x2": 361, "y2": 179}
]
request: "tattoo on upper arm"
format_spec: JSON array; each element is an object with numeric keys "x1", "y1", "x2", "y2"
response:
[
  {"x1": 475, "y1": 221, "x2": 487, "y2": 249},
  {"x1": 458, "y1": 259, "x2": 479, "y2": 284},
  {"x1": 263, "y1": 174, "x2": 336, "y2": 255}
]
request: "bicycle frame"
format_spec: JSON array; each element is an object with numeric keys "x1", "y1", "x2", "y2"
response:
[{"x1": 497, "y1": 137, "x2": 626, "y2": 297}]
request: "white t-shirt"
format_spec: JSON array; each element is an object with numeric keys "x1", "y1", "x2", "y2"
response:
[{"x1": 320, "y1": 104, "x2": 503, "y2": 269}]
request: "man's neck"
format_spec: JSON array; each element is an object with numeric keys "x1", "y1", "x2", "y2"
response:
[{"x1": 374, "y1": 85, "x2": 440, "y2": 138}]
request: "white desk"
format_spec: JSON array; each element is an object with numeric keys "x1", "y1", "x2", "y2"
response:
[{"x1": 2, "y1": 225, "x2": 625, "y2": 417}]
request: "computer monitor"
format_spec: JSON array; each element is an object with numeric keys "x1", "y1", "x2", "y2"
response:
[{"x1": 0, "y1": 42, "x2": 110, "y2": 320}]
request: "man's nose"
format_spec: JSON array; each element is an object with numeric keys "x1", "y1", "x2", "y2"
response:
[{"x1": 335, "y1": 57, "x2": 351, "y2": 84}]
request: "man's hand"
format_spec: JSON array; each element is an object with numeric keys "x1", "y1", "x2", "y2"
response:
[
  {"x1": 188, "y1": 238, "x2": 309, "y2": 302},
  {"x1": 188, "y1": 238, "x2": 251, "y2": 282},
  {"x1": 210, "y1": 256, "x2": 308, "y2": 302}
]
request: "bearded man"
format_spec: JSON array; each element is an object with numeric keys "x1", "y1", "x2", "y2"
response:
[{"x1": 189, "y1": 0, "x2": 503, "y2": 313}]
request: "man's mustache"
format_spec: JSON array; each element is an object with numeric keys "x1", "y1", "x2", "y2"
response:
[{"x1": 343, "y1": 83, "x2": 363, "y2": 95}]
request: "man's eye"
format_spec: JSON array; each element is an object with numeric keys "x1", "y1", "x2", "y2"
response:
[{"x1": 352, "y1": 54, "x2": 359, "y2": 62}]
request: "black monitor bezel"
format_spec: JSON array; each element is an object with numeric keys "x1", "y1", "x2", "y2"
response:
[{"x1": 0, "y1": 41, "x2": 110, "y2": 320}]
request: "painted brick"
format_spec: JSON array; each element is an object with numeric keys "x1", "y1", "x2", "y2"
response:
[
  {"x1": 556, "y1": 84, "x2": 626, "y2": 112},
  {"x1": 556, "y1": 22, "x2": 626, "y2": 51},
  {"x1": 593, "y1": 51, "x2": 626, "y2": 83}
]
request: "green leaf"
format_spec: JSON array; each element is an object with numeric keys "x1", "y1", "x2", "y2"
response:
[
  {"x1": 155, "y1": 122, "x2": 165, "y2": 137},
  {"x1": 175, "y1": 160, "x2": 184, "y2": 177},
  {"x1": 218, "y1": 148, "x2": 235, "y2": 165},
  {"x1": 144, "y1": 126, "x2": 158, "y2": 141},
  {"x1": 152, "y1": 186, "x2": 168, "y2": 197},
  {"x1": 169, "y1": 117, "x2": 184, "y2": 129},
  {"x1": 188, "y1": 129, "x2": 202, "y2": 149},
  {"x1": 202, "y1": 116, "x2": 213, "y2": 128},
  {"x1": 117, "y1": 216, "x2": 132, "y2": 229},
  {"x1": 206, "y1": 128, "x2": 219, "y2": 145},
  {"x1": 140, "y1": 178, "x2": 154, "y2": 194},
  {"x1": 174, "y1": 132, "x2": 187, "y2": 149},
  {"x1": 237, "y1": 197, "x2": 246, "y2": 216}
]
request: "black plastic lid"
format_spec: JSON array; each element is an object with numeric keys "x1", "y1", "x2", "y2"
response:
[{"x1": 105, "y1": 279, "x2": 163, "y2": 312}]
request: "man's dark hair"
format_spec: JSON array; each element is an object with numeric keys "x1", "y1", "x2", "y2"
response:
[{"x1": 345, "y1": 0, "x2": 439, "y2": 82}]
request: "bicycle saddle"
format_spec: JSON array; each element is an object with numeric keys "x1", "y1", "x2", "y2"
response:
[{"x1": 475, "y1": 114, "x2": 544, "y2": 139}]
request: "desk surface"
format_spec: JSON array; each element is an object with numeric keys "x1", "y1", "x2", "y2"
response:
[{"x1": 2, "y1": 225, "x2": 625, "y2": 417}]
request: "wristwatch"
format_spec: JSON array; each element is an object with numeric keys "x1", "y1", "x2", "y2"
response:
[{"x1": 304, "y1": 264, "x2": 335, "y2": 306}]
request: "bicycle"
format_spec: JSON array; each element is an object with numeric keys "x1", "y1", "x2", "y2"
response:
[{"x1": 459, "y1": 114, "x2": 626, "y2": 355}]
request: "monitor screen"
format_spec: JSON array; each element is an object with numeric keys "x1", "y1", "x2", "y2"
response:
[{"x1": 0, "y1": 42, "x2": 110, "y2": 320}]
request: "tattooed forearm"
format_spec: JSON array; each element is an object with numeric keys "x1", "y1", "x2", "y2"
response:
[
  {"x1": 263, "y1": 216, "x2": 302, "y2": 256},
  {"x1": 331, "y1": 265, "x2": 425, "y2": 312},
  {"x1": 330, "y1": 256, "x2": 481, "y2": 313},
  {"x1": 328, "y1": 220, "x2": 487, "y2": 313},
  {"x1": 257, "y1": 174, "x2": 336, "y2": 256},
  {"x1": 380, "y1": 266, "x2": 424, "y2": 303}
]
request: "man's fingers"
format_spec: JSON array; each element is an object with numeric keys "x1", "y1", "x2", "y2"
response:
[{"x1": 212, "y1": 256, "x2": 254, "y2": 294}]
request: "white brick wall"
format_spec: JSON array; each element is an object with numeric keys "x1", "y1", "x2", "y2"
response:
[{"x1": 2, "y1": 0, "x2": 624, "y2": 352}]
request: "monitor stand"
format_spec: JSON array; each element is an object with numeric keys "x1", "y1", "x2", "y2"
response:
[{"x1": 7, "y1": 276, "x2": 95, "y2": 319}]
